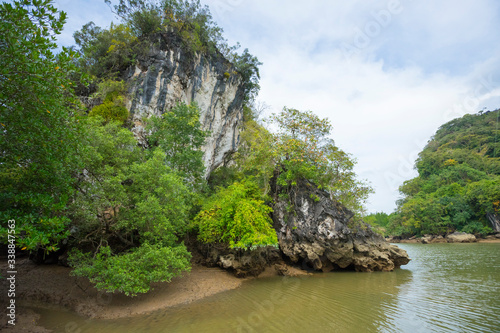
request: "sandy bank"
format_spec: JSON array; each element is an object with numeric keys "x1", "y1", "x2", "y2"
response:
[
  {"x1": 0, "y1": 256, "x2": 309, "y2": 332},
  {"x1": 0, "y1": 257, "x2": 247, "y2": 331}
]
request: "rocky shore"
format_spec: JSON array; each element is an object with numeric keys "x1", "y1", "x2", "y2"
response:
[
  {"x1": 387, "y1": 232, "x2": 500, "y2": 244},
  {"x1": 199, "y1": 178, "x2": 411, "y2": 276}
]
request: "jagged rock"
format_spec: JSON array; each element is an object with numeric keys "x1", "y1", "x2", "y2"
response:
[
  {"x1": 421, "y1": 235, "x2": 433, "y2": 244},
  {"x1": 196, "y1": 243, "x2": 282, "y2": 277},
  {"x1": 272, "y1": 179, "x2": 410, "y2": 272},
  {"x1": 125, "y1": 30, "x2": 245, "y2": 175},
  {"x1": 431, "y1": 235, "x2": 447, "y2": 243},
  {"x1": 446, "y1": 232, "x2": 477, "y2": 243}
]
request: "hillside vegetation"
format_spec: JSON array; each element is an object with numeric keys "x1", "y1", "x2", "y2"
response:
[{"x1": 368, "y1": 110, "x2": 500, "y2": 237}]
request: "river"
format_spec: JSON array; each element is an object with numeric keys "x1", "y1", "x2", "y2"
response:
[{"x1": 35, "y1": 243, "x2": 500, "y2": 332}]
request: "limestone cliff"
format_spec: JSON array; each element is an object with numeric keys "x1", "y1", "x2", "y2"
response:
[{"x1": 125, "y1": 31, "x2": 245, "y2": 175}]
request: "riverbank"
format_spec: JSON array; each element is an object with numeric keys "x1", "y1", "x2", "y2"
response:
[
  {"x1": 387, "y1": 232, "x2": 500, "y2": 244},
  {"x1": 0, "y1": 257, "x2": 242, "y2": 331},
  {"x1": 0, "y1": 257, "x2": 308, "y2": 332}
]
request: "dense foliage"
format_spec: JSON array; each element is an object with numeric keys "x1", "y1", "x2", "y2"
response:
[
  {"x1": 0, "y1": 0, "x2": 84, "y2": 254},
  {"x1": 1, "y1": 0, "x2": 374, "y2": 296},
  {"x1": 146, "y1": 102, "x2": 208, "y2": 185},
  {"x1": 373, "y1": 111, "x2": 500, "y2": 236},
  {"x1": 194, "y1": 179, "x2": 278, "y2": 250},
  {"x1": 88, "y1": 80, "x2": 129, "y2": 123}
]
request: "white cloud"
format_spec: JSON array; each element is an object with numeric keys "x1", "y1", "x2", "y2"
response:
[{"x1": 52, "y1": 0, "x2": 500, "y2": 213}]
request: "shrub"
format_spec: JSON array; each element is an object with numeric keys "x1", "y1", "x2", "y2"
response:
[
  {"x1": 70, "y1": 243, "x2": 191, "y2": 296},
  {"x1": 89, "y1": 80, "x2": 129, "y2": 123},
  {"x1": 89, "y1": 98, "x2": 129, "y2": 123},
  {"x1": 461, "y1": 221, "x2": 492, "y2": 236},
  {"x1": 194, "y1": 179, "x2": 278, "y2": 250}
]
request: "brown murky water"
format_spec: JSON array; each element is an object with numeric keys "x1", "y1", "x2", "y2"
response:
[{"x1": 35, "y1": 243, "x2": 500, "y2": 332}]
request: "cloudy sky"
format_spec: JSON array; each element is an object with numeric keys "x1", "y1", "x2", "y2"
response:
[{"x1": 51, "y1": 0, "x2": 500, "y2": 213}]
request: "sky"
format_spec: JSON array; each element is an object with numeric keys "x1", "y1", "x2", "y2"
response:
[{"x1": 50, "y1": 0, "x2": 500, "y2": 213}]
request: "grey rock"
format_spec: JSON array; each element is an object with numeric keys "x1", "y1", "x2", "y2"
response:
[
  {"x1": 271, "y1": 178, "x2": 410, "y2": 272},
  {"x1": 197, "y1": 243, "x2": 282, "y2": 277},
  {"x1": 125, "y1": 30, "x2": 245, "y2": 176},
  {"x1": 446, "y1": 232, "x2": 477, "y2": 243}
]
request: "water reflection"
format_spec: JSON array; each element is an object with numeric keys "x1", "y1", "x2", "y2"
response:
[{"x1": 34, "y1": 243, "x2": 500, "y2": 333}]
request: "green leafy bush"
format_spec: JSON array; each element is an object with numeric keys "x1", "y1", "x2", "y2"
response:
[
  {"x1": 461, "y1": 221, "x2": 492, "y2": 236},
  {"x1": 70, "y1": 243, "x2": 190, "y2": 296},
  {"x1": 89, "y1": 98, "x2": 129, "y2": 123},
  {"x1": 89, "y1": 80, "x2": 129, "y2": 122},
  {"x1": 194, "y1": 179, "x2": 278, "y2": 250}
]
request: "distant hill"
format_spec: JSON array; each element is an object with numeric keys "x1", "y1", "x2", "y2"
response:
[{"x1": 369, "y1": 109, "x2": 500, "y2": 236}]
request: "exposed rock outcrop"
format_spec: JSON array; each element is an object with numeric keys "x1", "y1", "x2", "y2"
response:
[
  {"x1": 446, "y1": 232, "x2": 477, "y2": 243},
  {"x1": 272, "y1": 179, "x2": 410, "y2": 272},
  {"x1": 125, "y1": 30, "x2": 245, "y2": 175},
  {"x1": 194, "y1": 243, "x2": 282, "y2": 277}
]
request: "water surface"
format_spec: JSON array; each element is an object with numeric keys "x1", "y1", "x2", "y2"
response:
[{"x1": 36, "y1": 243, "x2": 500, "y2": 332}]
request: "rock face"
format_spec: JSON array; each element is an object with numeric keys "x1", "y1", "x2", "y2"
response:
[
  {"x1": 195, "y1": 243, "x2": 282, "y2": 277},
  {"x1": 487, "y1": 213, "x2": 500, "y2": 232},
  {"x1": 125, "y1": 30, "x2": 245, "y2": 175},
  {"x1": 446, "y1": 232, "x2": 477, "y2": 243},
  {"x1": 272, "y1": 179, "x2": 410, "y2": 272}
]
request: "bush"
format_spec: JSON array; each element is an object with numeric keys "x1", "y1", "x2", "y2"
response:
[
  {"x1": 70, "y1": 243, "x2": 191, "y2": 296},
  {"x1": 194, "y1": 179, "x2": 278, "y2": 250},
  {"x1": 89, "y1": 80, "x2": 129, "y2": 122},
  {"x1": 89, "y1": 98, "x2": 129, "y2": 123},
  {"x1": 461, "y1": 221, "x2": 492, "y2": 236}
]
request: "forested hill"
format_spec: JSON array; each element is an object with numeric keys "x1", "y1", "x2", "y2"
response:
[{"x1": 370, "y1": 110, "x2": 500, "y2": 237}]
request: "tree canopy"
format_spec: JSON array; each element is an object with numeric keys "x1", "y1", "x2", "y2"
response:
[
  {"x1": 0, "y1": 0, "x2": 84, "y2": 255},
  {"x1": 373, "y1": 110, "x2": 500, "y2": 237}
]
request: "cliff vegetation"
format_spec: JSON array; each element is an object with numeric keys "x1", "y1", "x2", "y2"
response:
[{"x1": 1, "y1": 0, "x2": 381, "y2": 296}]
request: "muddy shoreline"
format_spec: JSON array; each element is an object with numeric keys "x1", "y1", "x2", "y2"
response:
[
  {"x1": 0, "y1": 257, "x2": 245, "y2": 332},
  {"x1": 0, "y1": 257, "x2": 308, "y2": 332}
]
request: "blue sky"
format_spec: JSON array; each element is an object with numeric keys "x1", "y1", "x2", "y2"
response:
[{"x1": 50, "y1": 0, "x2": 500, "y2": 213}]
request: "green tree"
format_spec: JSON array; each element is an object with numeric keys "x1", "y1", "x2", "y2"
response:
[
  {"x1": 0, "y1": 0, "x2": 84, "y2": 254},
  {"x1": 390, "y1": 110, "x2": 500, "y2": 236},
  {"x1": 146, "y1": 102, "x2": 208, "y2": 185},
  {"x1": 269, "y1": 107, "x2": 373, "y2": 215},
  {"x1": 74, "y1": 21, "x2": 138, "y2": 78},
  {"x1": 69, "y1": 118, "x2": 193, "y2": 295}
]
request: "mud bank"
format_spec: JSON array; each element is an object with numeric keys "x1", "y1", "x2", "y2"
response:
[{"x1": 0, "y1": 257, "x2": 247, "y2": 331}]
